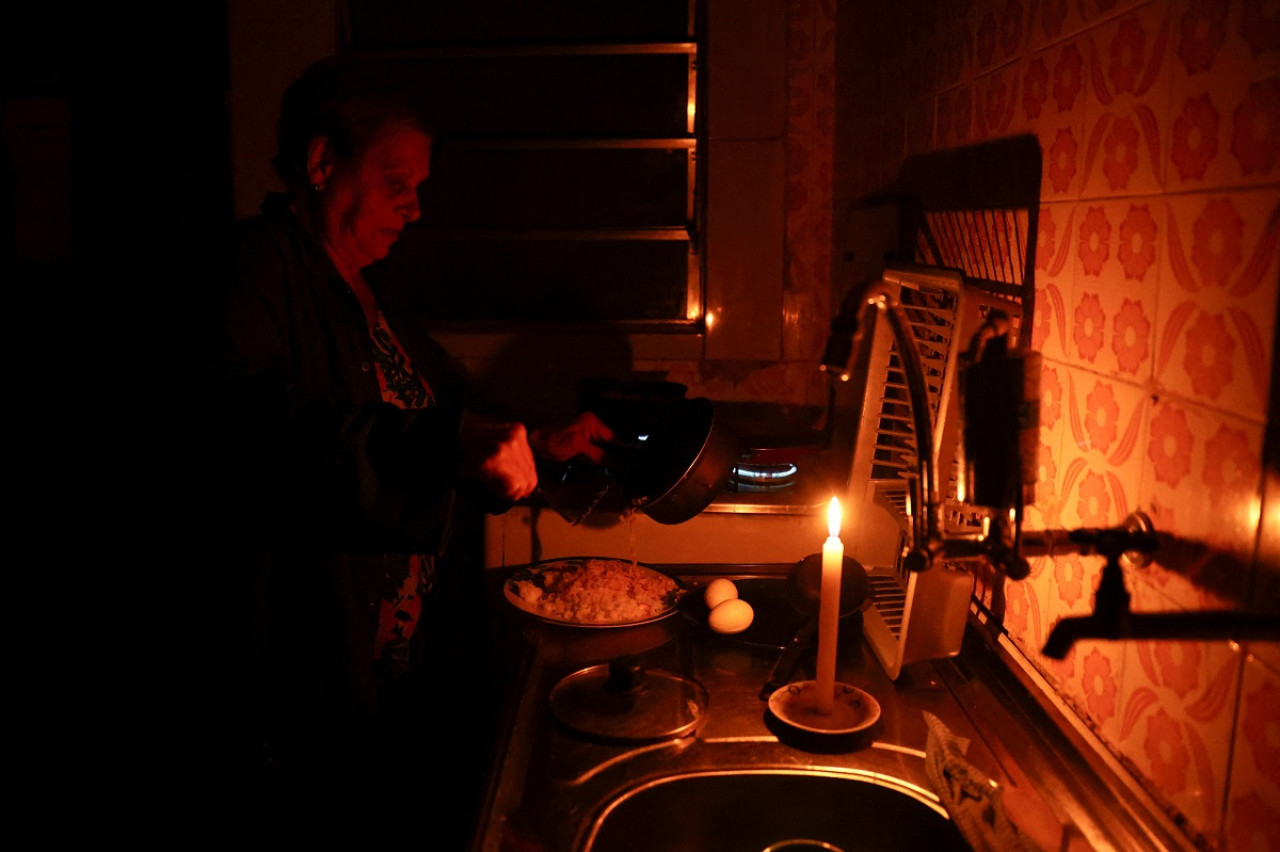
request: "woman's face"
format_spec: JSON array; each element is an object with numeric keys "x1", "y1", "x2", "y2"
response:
[{"x1": 321, "y1": 123, "x2": 432, "y2": 271}]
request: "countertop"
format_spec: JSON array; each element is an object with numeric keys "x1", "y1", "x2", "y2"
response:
[{"x1": 469, "y1": 563, "x2": 1192, "y2": 852}]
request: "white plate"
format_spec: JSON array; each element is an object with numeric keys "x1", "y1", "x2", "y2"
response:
[
  {"x1": 767, "y1": 681, "x2": 881, "y2": 735},
  {"x1": 504, "y1": 557, "x2": 686, "y2": 628}
]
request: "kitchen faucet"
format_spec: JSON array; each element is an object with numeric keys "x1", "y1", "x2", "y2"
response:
[
  {"x1": 826, "y1": 268, "x2": 1280, "y2": 654},
  {"x1": 823, "y1": 275, "x2": 945, "y2": 574},
  {"x1": 822, "y1": 271, "x2": 1036, "y2": 579}
]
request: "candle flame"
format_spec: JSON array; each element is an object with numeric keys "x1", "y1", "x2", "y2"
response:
[{"x1": 828, "y1": 496, "x2": 841, "y2": 538}]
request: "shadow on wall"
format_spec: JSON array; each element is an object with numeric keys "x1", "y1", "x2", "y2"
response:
[{"x1": 471, "y1": 325, "x2": 639, "y2": 431}]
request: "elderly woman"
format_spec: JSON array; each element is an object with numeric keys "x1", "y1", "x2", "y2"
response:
[{"x1": 207, "y1": 56, "x2": 611, "y2": 829}]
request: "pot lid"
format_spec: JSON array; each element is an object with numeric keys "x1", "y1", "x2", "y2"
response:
[{"x1": 550, "y1": 656, "x2": 708, "y2": 742}]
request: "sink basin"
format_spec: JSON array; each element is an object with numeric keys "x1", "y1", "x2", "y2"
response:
[{"x1": 581, "y1": 770, "x2": 971, "y2": 852}]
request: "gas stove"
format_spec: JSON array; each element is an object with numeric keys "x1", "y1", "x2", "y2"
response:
[{"x1": 711, "y1": 445, "x2": 850, "y2": 516}]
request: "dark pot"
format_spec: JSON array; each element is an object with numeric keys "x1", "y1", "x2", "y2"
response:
[
  {"x1": 623, "y1": 397, "x2": 742, "y2": 525},
  {"x1": 536, "y1": 395, "x2": 743, "y2": 526}
]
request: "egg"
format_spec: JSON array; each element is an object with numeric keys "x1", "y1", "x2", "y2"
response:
[
  {"x1": 708, "y1": 598, "x2": 754, "y2": 634},
  {"x1": 703, "y1": 578, "x2": 739, "y2": 610}
]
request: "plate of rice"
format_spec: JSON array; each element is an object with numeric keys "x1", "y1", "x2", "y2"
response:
[{"x1": 504, "y1": 557, "x2": 686, "y2": 627}]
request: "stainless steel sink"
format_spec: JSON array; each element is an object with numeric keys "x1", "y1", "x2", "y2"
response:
[
  {"x1": 476, "y1": 566, "x2": 1188, "y2": 852},
  {"x1": 580, "y1": 769, "x2": 971, "y2": 852}
]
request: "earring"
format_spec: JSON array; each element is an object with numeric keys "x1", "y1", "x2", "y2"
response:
[{"x1": 312, "y1": 182, "x2": 323, "y2": 193}]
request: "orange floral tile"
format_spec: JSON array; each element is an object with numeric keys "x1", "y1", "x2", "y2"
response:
[
  {"x1": 1066, "y1": 636, "x2": 1129, "y2": 743},
  {"x1": 893, "y1": 3, "x2": 1277, "y2": 851},
  {"x1": 1131, "y1": 556, "x2": 1242, "y2": 614},
  {"x1": 1056, "y1": 365, "x2": 1151, "y2": 529},
  {"x1": 1114, "y1": 645, "x2": 1240, "y2": 846},
  {"x1": 1138, "y1": 397, "x2": 1264, "y2": 582},
  {"x1": 1024, "y1": 37, "x2": 1090, "y2": 200},
  {"x1": 971, "y1": 0, "x2": 1033, "y2": 76},
  {"x1": 1153, "y1": 189, "x2": 1280, "y2": 421},
  {"x1": 1167, "y1": 0, "x2": 1280, "y2": 193},
  {"x1": 1032, "y1": 361, "x2": 1071, "y2": 523},
  {"x1": 1045, "y1": 550, "x2": 1105, "y2": 622},
  {"x1": 1034, "y1": 543, "x2": 1114, "y2": 715},
  {"x1": 1067, "y1": 198, "x2": 1162, "y2": 381},
  {"x1": 1079, "y1": 4, "x2": 1174, "y2": 198},
  {"x1": 1032, "y1": 202, "x2": 1078, "y2": 364},
  {"x1": 1001, "y1": 540, "x2": 1065, "y2": 672},
  {"x1": 1026, "y1": 0, "x2": 1091, "y2": 53},
  {"x1": 1113, "y1": 579, "x2": 1243, "y2": 846},
  {"x1": 1225, "y1": 650, "x2": 1280, "y2": 851},
  {"x1": 974, "y1": 59, "x2": 1029, "y2": 140}
]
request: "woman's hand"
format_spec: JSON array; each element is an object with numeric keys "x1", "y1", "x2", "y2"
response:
[
  {"x1": 459, "y1": 413, "x2": 539, "y2": 501},
  {"x1": 530, "y1": 411, "x2": 616, "y2": 464}
]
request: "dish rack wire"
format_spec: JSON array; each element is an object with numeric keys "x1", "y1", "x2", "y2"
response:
[{"x1": 843, "y1": 136, "x2": 1042, "y2": 679}]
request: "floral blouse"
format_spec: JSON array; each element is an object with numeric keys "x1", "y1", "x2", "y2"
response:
[{"x1": 369, "y1": 310, "x2": 437, "y2": 676}]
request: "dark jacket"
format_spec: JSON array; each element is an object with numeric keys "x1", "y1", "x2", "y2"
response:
[{"x1": 208, "y1": 194, "x2": 483, "y2": 774}]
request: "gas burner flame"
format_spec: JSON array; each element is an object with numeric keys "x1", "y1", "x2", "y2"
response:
[{"x1": 731, "y1": 462, "x2": 799, "y2": 486}]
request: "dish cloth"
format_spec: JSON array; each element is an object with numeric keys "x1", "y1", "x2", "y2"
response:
[{"x1": 923, "y1": 711, "x2": 1044, "y2": 852}]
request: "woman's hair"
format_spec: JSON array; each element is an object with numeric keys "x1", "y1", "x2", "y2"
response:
[{"x1": 272, "y1": 55, "x2": 433, "y2": 191}]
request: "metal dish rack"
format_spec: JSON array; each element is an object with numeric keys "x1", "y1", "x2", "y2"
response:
[{"x1": 843, "y1": 136, "x2": 1042, "y2": 679}]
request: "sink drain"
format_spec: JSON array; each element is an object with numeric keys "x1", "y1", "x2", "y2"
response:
[{"x1": 761, "y1": 841, "x2": 846, "y2": 852}]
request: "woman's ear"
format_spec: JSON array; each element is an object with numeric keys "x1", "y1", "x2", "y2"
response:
[{"x1": 305, "y1": 136, "x2": 335, "y2": 190}]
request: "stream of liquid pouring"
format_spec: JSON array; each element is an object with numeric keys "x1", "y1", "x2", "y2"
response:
[{"x1": 626, "y1": 506, "x2": 638, "y2": 567}]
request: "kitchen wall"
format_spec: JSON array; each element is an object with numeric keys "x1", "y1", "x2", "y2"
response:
[
  {"x1": 220, "y1": 1, "x2": 1277, "y2": 848},
  {"x1": 830, "y1": 2, "x2": 1278, "y2": 850}
]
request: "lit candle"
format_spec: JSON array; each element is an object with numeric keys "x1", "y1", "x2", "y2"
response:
[{"x1": 815, "y1": 496, "x2": 843, "y2": 714}]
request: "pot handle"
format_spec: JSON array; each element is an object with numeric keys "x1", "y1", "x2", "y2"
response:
[
  {"x1": 760, "y1": 617, "x2": 820, "y2": 700},
  {"x1": 533, "y1": 456, "x2": 617, "y2": 525}
]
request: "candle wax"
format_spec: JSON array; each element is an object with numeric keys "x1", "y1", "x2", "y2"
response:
[{"x1": 814, "y1": 534, "x2": 843, "y2": 714}]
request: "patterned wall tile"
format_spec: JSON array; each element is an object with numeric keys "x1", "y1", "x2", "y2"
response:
[
  {"x1": 1224, "y1": 648, "x2": 1280, "y2": 852},
  {"x1": 972, "y1": 0, "x2": 1033, "y2": 76},
  {"x1": 999, "y1": 536, "x2": 1058, "y2": 665},
  {"x1": 1056, "y1": 365, "x2": 1151, "y2": 529},
  {"x1": 1032, "y1": 202, "x2": 1079, "y2": 364},
  {"x1": 881, "y1": 2, "x2": 1278, "y2": 849},
  {"x1": 1153, "y1": 189, "x2": 1279, "y2": 422},
  {"x1": 1068, "y1": 198, "x2": 1162, "y2": 382},
  {"x1": 1026, "y1": 0, "x2": 1091, "y2": 52},
  {"x1": 1108, "y1": 572, "x2": 1243, "y2": 847},
  {"x1": 1034, "y1": 549, "x2": 1132, "y2": 734},
  {"x1": 1167, "y1": 0, "x2": 1280, "y2": 194},
  {"x1": 1026, "y1": 37, "x2": 1091, "y2": 200},
  {"x1": 1032, "y1": 357, "x2": 1071, "y2": 522},
  {"x1": 1138, "y1": 396, "x2": 1265, "y2": 593},
  {"x1": 974, "y1": 58, "x2": 1029, "y2": 139},
  {"x1": 1079, "y1": 3, "x2": 1175, "y2": 198}
]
